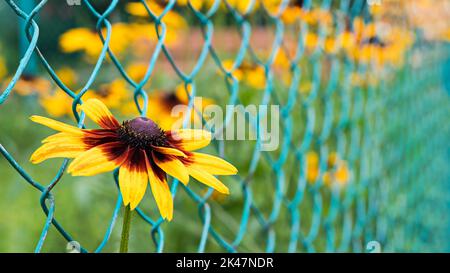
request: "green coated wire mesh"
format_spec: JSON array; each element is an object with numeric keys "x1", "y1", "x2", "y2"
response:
[{"x1": 0, "y1": 0, "x2": 449, "y2": 253}]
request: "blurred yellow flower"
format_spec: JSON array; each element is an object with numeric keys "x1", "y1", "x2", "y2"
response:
[
  {"x1": 305, "y1": 151, "x2": 319, "y2": 183},
  {"x1": 11, "y1": 74, "x2": 51, "y2": 97},
  {"x1": 40, "y1": 79, "x2": 129, "y2": 118},
  {"x1": 274, "y1": 49, "x2": 291, "y2": 70},
  {"x1": 245, "y1": 66, "x2": 266, "y2": 89},
  {"x1": 221, "y1": 60, "x2": 266, "y2": 89},
  {"x1": 127, "y1": 62, "x2": 151, "y2": 83},
  {"x1": 323, "y1": 162, "x2": 350, "y2": 188},
  {"x1": 56, "y1": 67, "x2": 78, "y2": 88},
  {"x1": 59, "y1": 24, "x2": 134, "y2": 58},
  {"x1": 323, "y1": 152, "x2": 351, "y2": 188},
  {"x1": 305, "y1": 151, "x2": 351, "y2": 189},
  {"x1": 339, "y1": 31, "x2": 356, "y2": 53},
  {"x1": 324, "y1": 37, "x2": 339, "y2": 54},
  {"x1": 310, "y1": 8, "x2": 333, "y2": 26},
  {"x1": 221, "y1": 59, "x2": 245, "y2": 81},
  {"x1": 59, "y1": 28, "x2": 102, "y2": 57},
  {"x1": 177, "y1": 0, "x2": 212, "y2": 10},
  {"x1": 39, "y1": 91, "x2": 73, "y2": 118},
  {"x1": 304, "y1": 32, "x2": 318, "y2": 51},
  {"x1": 84, "y1": 79, "x2": 130, "y2": 109},
  {"x1": 0, "y1": 56, "x2": 7, "y2": 80},
  {"x1": 280, "y1": 6, "x2": 302, "y2": 25},
  {"x1": 126, "y1": 2, "x2": 187, "y2": 47},
  {"x1": 226, "y1": 0, "x2": 257, "y2": 14},
  {"x1": 126, "y1": 1, "x2": 187, "y2": 30}
]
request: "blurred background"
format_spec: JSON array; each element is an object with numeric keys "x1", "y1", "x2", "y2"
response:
[{"x1": 0, "y1": 0, "x2": 449, "y2": 252}]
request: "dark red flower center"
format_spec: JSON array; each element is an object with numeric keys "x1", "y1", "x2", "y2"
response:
[
  {"x1": 293, "y1": 0, "x2": 304, "y2": 8},
  {"x1": 117, "y1": 117, "x2": 168, "y2": 149}
]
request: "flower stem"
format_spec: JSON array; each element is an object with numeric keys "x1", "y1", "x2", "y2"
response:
[{"x1": 120, "y1": 205, "x2": 132, "y2": 253}]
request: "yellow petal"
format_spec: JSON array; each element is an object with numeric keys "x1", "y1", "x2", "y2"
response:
[
  {"x1": 68, "y1": 142, "x2": 128, "y2": 176},
  {"x1": 189, "y1": 152, "x2": 238, "y2": 175},
  {"x1": 30, "y1": 142, "x2": 88, "y2": 164},
  {"x1": 119, "y1": 150, "x2": 148, "y2": 210},
  {"x1": 42, "y1": 132, "x2": 84, "y2": 144},
  {"x1": 188, "y1": 167, "x2": 230, "y2": 194},
  {"x1": 152, "y1": 152, "x2": 190, "y2": 185},
  {"x1": 77, "y1": 98, "x2": 120, "y2": 129},
  {"x1": 145, "y1": 154, "x2": 173, "y2": 221},
  {"x1": 152, "y1": 146, "x2": 187, "y2": 158},
  {"x1": 30, "y1": 115, "x2": 83, "y2": 135},
  {"x1": 170, "y1": 129, "x2": 211, "y2": 151}
]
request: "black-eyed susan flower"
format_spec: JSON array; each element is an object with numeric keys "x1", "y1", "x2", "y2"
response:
[{"x1": 30, "y1": 98, "x2": 237, "y2": 220}]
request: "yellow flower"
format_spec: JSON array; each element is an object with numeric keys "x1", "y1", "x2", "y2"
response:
[
  {"x1": 221, "y1": 60, "x2": 266, "y2": 89},
  {"x1": 323, "y1": 162, "x2": 350, "y2": 188},
  {"x1": 305, "y1": 151, "x2": 320, "y2": 183},
  {"x1": 84, "y1": 79, "x2": 130, "y2": 109},
  {"x1": 126, "y1": 1, "x2": 187, "y2": 30},
  {"x1": 274, "y1": 49, "x2": 291, "y2": 70},
  {"x1": 221, "y1": 59, "x2": 245, "y2": 81},
  {"x1": 280, "y1": 6, "x2": 302, "y2": 25},
  {"x1": 10, "y1": 74, "x2": 51, "y2": 97},
  {"x1": 244, "y1": 66, "x2": 266, "y2": 89},
  {"x1": 30, "y1": 99, "x2": 237, "y2": 220},
  {"x1": 324, "y1": 37, "x2": 339, "y2": 54},
  {"x1": 0, "y1": 56, "x2": 7, "y2": 80},
  {"x1": 39, "y1": 91, "x2": 73, "y2": 118},
  {"x1": 126, "y1": 2, "x2": 187, "y2": 47},
  {"x1": 323, "y1": 152, "x2": 351, "y2": 188},
  {"x1": 305, "y1": 151, "x2": 351, "y2": 188},
  {"x1": 339, "y1": 31, "x2": 356, "y2": 53},
  {"x1": 126, "y1": 63, "x2": 151, "y2": 83},
  {"x1": 59, "y1": 24, "x2": 132, "y2": 58},
  {"x1": 226, "y1": 0, "x2": 257, "y2": 14},
  {"x1": 59, "y1": 28, "x2": 103, "y2": 57},
  {"x1": 177, "y1": 0, "x2": 211, "y2": 10},
  {"x1": 304, "y1": 32, "x2": 318, "y2": 51},
  {"x1": 56, "y1": 67, "x2": 78, "y2": 88},
  {"x1": 353, "y1": 17, "x2": 365, "y2": 41},
  {"x1": 40, "y1": 79, "x2": 129, "y2": 118}
]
